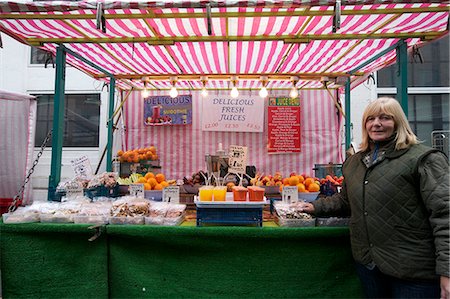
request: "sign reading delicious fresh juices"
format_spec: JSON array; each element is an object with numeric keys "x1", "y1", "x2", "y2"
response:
[{"x1": 267, "y1": 97, "x2": 301, "y2": 153}]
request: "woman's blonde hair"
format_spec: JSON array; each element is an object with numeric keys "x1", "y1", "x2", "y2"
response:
[{"x1": 360, "y1": 97, "x2": 418, "y2": 151}]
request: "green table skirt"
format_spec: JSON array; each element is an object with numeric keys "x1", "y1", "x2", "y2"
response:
[{"x1": 1, "y1": 222, "x2": 363, "y2": 298}]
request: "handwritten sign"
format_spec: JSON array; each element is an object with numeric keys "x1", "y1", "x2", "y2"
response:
[
  {"x1": 163, "y1": 186, "x2": 180, "y2": 203},
  {"x1": 282, "y1": 186, "x2": 298, "y2": 203},
  {"x1": 71, "y1": 155, "x2": 93, "y2": 179},
  {"x1": 65, "y1": 184, "x2": 83, "y2": 198},
  {"x1": 129, "y1": 183, "x2": 144, "y2": 198},
  {"x1": 202, "y1": 95, "x2": 264, "y2": 132},
  {"x1": 228, "y1": 145, "x2": 248, "y2": 174},
  {"x1": 268, "y1": 97, "x2": 301, "y2": 153}
]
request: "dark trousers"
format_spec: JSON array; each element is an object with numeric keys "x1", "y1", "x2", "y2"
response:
[{"x1": 355, "y1": 263, "x2": 440, "y2": 299}]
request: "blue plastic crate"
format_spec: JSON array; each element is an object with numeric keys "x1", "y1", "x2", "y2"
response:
[{"x1": 196, "y1": 207, "x2": 263, "y2": 227}]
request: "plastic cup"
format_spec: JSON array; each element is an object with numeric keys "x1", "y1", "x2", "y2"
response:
[
  {"x1": 248, "y1": 186, "x2": 265, "y2": 201},
  {"x1": 199, "y1": 186, "x2": 214, "y2": 201},
  {"x1": 232, "y1": 186, "x2": 248, "y2": 201},
  {"x1": 152, "y1": 105, "x2": 161, "y2": 119},
  {"x1": 213, "y1": 186, "x2": 227, "y2": 201}
]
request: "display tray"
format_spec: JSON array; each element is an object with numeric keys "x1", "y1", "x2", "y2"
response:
[
  {"x1": 194, "y1": 194, "x2": 268, "y2": 208},
  {"x1": 275, "y1": 216, "x2": 316, "y2": 227}
]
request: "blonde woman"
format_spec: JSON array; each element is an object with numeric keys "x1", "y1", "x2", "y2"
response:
[{"x1": 302, "y1": 97, "x2": 449, "y2": 298}]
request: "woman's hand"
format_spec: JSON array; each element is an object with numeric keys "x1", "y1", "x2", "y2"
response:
[
  {"x1": 441, "y1": 276, "x2": 450, "y2": 299},
  {"x1": 298, "y1": 202, "x2": 315, "y2": 214}
]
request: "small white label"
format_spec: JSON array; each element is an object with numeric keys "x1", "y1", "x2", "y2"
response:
[
  {"x1": 65, "y1": 185, "x2": 83, "y2": 198},
  {"x1": 163, "y1": 186, "x2": 180, "y2": 203},
  {"x1": 71, "y1": 155, "x2": 93, "y2": 180},
  {"x1": 129, "y1": 183, "x2": 144, "y2": 197},
  {"x1": 282, "y1": 186, "x2": 298, "y2": 203},
  {"x1": 228, "y1": 145, "x2": 248, "y2": 174}
]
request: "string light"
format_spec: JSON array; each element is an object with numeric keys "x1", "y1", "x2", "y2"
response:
[
  {"x1": 169, "y1": 76, "x2": 178, "y2": 98},
  {"x1": 141, "y1": 77, "x2": 150, "y2": 98},
  {"x1": 230, "y1": 75, "x2": 239, "y2": 98},
  {"x1": 259, "y1": 76, "x2": 269, "y2": 98},
  {"x1": 289, "y1": 76, "x2": 299, "y2": 99},
  {"x1": 200, "y1": 76, "x2": 208, "y2": 97}
]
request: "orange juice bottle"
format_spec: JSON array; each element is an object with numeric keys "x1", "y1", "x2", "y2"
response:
[
  {"x1": 199, "y1": 186, "x2": 213, "y2": 201},
  {"x1": 213, "y1": 186, "x2": 227, "y2": 201}
]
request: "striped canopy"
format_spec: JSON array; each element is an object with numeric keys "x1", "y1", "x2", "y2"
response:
[{"x1": 0, "y1": 0, "x2": 449, "y2": 92}]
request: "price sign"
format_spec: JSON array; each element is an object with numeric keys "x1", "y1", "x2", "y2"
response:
[
  {"x1": 282, "y1": 186, "x2": 298, "y2": 203},
  {"x1": 129, "y1": 183, "x2": 144, "y2": 198},
  {"x1": 163, "y1": 186, "x2": 180, "y2": 203},
  {"x1": 228, "y1": 145, "x2": 248, "y2": 174},
  {"x1": 71, "y1": 155, "x2": 93, "y2": 180},
  {"x1": 65, "y1": 184, "x2": 83, "y2": 198}
]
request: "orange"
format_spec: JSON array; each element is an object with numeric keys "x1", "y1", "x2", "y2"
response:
[
  {"x1": 160, "y1": 181, "x2": 169, "y2": 188},
  {"x1": 288, "y1": 176, "x2": 300, "y2": 186},
  {"x1": 282, "y1": 178, "x2": 290, "y2": 185},
  {"x1": 297, "y1": 175, "x2": 305, "y2": 184},
  {"x1": 117, "y1": 150, "x2": 124, "y2": 157},
  {"x1": 297, "y1": 183, "x2": 306, "y2": 192},
  {"x1": 144, "y1": 172, "x2": 155, "y2": 180},
  {"x1": 149, "y1": 146, "x2": 157, "y2": 154},
  {"x1": 155, "y1": 173, "x2": 165, "y2": 183},
  {"x1": 304, "y1": 177, "x2": 315, "y2": 188},
  {"x1": 152, "y1": 154, "x2": 159, "y2": 161},
  {"x1": 153, "y1": 183, "x2": 163, "y2": 190},
  {"x1": 148, "y1": 178, "x2": 157, "y2": 188},
  {"x1": 143, "y1": 183, "x2": 151, "y2": 190},
  {"x1": 137, "y1": 177, "x2": 147, "y2": 184},
  {"x1": 308, "y1": 182, "x2": 320, "y2": 192}
]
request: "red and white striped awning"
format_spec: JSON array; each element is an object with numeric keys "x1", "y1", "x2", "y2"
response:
[{"x1": 0, "y1": 0, "x2": 448, "y2": 91}]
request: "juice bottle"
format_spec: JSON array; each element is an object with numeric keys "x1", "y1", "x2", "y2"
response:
[
  {"x1": 199, "y1": 186, "x2": 213, "y2": 201},
  {"x1": 213, "y1": 186, "x2": 227, "y2": 201}
]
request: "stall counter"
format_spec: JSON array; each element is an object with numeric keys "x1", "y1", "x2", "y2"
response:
[{"x1": 1, "y1": 221, "x2": 363, "y2": 298}]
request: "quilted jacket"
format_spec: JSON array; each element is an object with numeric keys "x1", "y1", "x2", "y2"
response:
[{"x1": 313, "y1": 142, "x2": 449, "y2": 280}]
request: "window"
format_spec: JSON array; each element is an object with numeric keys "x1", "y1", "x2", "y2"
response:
[
  {"x1": 34, "y1": 94, "x2": 101, "y2": 147},
  {"x1": 30, "y1": 47, "x2": 50, "y2": 65}
]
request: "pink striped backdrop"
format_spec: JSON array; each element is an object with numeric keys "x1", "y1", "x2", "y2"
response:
[
  {"x1": 0, "y1": 91, "x2": 36, "y2": 205},
  {"x1": 123, "y1": 89, "x2": 344, "y2": 180}
]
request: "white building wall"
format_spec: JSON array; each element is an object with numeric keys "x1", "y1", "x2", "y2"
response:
[{"x1": 0, "y1": 34, "x2": 375, "y2": 201}]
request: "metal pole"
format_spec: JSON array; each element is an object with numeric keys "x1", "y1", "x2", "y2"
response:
[
  {"x1": 396, "y1": 39, "x2": 408, "y2": 115},
  {"x1": 106, "y1": 77, "x2": 116, "y2": 172},
  {"x1": 48, "y1": 45, "x2": 66, "y2": 201},
  {"x1": 345, "y1": 78, "x2": 351, "y2": 150}
]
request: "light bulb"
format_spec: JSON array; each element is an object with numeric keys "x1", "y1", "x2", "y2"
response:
[
  {"x1": 289, "y1": 87, "x2": 298, "y2": 99},
  {"x1": 142, "y1": 88, "x2": 150, "y2": 98},
  {"x1": 201, "y1": 87, "x2": 208, "y2": 97},
  {"x1": 259, "y1": 86, "x2": 268, "y2": 98},
  {"x1": 169, "y1": 86, "x2": 178, "y2": 98},
  {"x1": 230, "y1": 86, "x2": 239, "y2": 98}
]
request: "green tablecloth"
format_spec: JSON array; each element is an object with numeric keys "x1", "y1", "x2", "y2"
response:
[{"x1": 1, "y1": 221, "x2": 363, "y2": 298}]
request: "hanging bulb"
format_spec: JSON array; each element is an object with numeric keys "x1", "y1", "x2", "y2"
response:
[
  {"x1": 259, "y1": 86, "x2": 268, "y2": 98},
  {"x1": 142, "y1": 88, "x2": 150, "y2": 98},
  {"x1": 169, "y1": 86, "x2": 178, "y2": 98},
  {"x1": 201, "y1": 86, "x2": 208, "y2": 97},
  {"x1": 289, "y1": 86, "x2": 298, "y2": 99},
  {"x1": 230, "y1": 86, "x2": 239, "y2": 98}
]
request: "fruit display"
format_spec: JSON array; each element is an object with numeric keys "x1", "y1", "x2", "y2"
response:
[
  {"x1": 116, "y1": 146, "x2": 159, "y2": 163},
  {"x1": 117, "y1": 172, "x2": 175, "y2": 191},
  {"x1": 182, "y1": 170, "x2": 207, "y2": 187},
  {"x1": 249, "y1": 172, "x2": 283, "y2": 187},
  {"x1": 279, "y1": 172, "x2": 321, "y2": 193}
]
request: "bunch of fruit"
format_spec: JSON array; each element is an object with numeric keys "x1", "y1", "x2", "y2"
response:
[
  {"x1": 280, "y1": 172, "x2": 321, "y2": 193},
  {"x1": 319, "y1": 175, "x2": 344, "y2": 186},
  {"x1": 249, "y1": 172, "x2": 284, "y2": 187},
  {"x1": 183, "y1": 170, "x2": 207, "y2": 187},
  {"x1": 116, "y1": 146, "x2": 158, "y2": 163},
  {"x1": 117, "y1": 172, "x2": 175, "y2": 191}
]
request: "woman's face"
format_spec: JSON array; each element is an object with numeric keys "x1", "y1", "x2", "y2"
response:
[{"x1": 365, "y1": 113, "x2": 395, "y2": 142}]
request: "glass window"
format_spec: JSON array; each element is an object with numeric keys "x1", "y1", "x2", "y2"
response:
[
  {"x1": 34, "y1": 94, "x2": 101, "y2": 147},
  {"x1": 377, "y1": 35, "x2": 449, "y2": 87},
  {"x1": 30, "y1": 47, "x2": 50, "y2": 65}
]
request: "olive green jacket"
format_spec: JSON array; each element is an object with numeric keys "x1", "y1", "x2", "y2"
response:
[{"x1": 313, "y1": 143, "x2": 449, "y2": 280}]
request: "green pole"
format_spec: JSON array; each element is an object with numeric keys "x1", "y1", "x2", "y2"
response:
[
  {"x1": 396, "y1": 39, "x2": 408, "y2": 116},
  {"x1": 48, "y1": 45, "x2": 66, "y2": 201},
  {"x1": 345, "y1": 78, "x2": 351, "y2": 150},
  {"x1": 106, "y1": 77, "x2": 116, "y2": 172}
]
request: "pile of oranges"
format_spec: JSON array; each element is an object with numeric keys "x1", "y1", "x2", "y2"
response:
[
  {"x1": 136, "y1": 172, "x2": 168, "y2": 191},
  {"x1": 117, "y1": 146, "x2": 158, "y2": 163},
  {"x1": 280, "y1": 173, "x2": 320, "y2": 193}
]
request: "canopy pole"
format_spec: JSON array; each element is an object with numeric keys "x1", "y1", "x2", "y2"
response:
[
  {"x1": 106, "y1": 77, "x2": 116, "y2": 172},
  {"x1": 396, "y1": 39, "x2": 408, "y2": 115},
  {"x1": 48, "y1": 45, "x2": 66, "y2": 201},
  {"x1": 344, "y1": 78, "x2": 351, "y2": 150}
]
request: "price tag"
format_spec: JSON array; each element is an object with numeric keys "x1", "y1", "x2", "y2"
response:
[
  {"x1": 282, "y1": 186, "x2": 298, "y2": 203},
  {"x1": 65, "y1": 184, "x2": 83, "y2": 198},
  {"x1": 163, "y1": 186, "x2": 180, "y2": 203},
  {"x1": 71, "y1": 155, "x2": 93, "y2": 180},
  {"x1": 228, "y1": 145, "x2": 248, "y2": 174},
  {"x1": 129, "y1": 183, "x2": 144, "y2": 197}
]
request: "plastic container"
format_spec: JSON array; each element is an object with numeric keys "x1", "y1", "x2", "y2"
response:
[
  {"x1": 213, "y1": 186, "x2": 227, "y2": 201},
  {"x1": 248, "y1": 186, "x2": 265, "y2": 201},
  {"x1": 199, "y1": 186, "x2": 214, "y2": 201},
  {"x1": 232, "y1": 186, "x2": 248, "y2": 201},
  {"x1": 144, "y1": 190, "x2": 163, "y2": 201},
  {"x1": 313, "y1": 163, "x2": 342, "y2": 179},
  {"x1": 298, "y1": 191, "x2": 320, "y2": 202}
]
